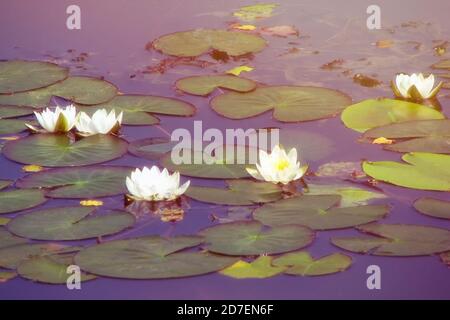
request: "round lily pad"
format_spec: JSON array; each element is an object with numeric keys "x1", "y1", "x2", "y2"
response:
[
  {"x1": 0, "y1": 189, "x2": 47, "y2": 214},
  {"x1": 152, "y1": 29, "x2": 266, "y2": 57},
  {"x1": 75, "y1": 236, "x2": 238, "y2": 279},
  {"x1": 413, "y1": 197, "x2": 450, "y2": 220},
  {"x1": 341, "y1": 99, "x2": 444, "y2": 132},
  {"x1": 17, "y1": 166, "x2": 132, "y2": 199},
  {"x1": 176, "y1": 75, "x2": 256, "y2": 96},
  {"x1": 3, "y1": 134, "x2": 128, "y2": 167},
  {"x1": 0, "y1": 119, "x2": 28, "y2": 135},
  {"x1": 199, "y1": 221, "x2": 315, "y2": 256},
  {"x1": 78, "y1": 95, "x2": 195, "y2": 126},
  {"x1": 186, "y1": 180, "x2": 282, "y2": 205},
  {"x1": 0, "y1": 76, "x2": 118, "y2": 107},
  {"x1": 0, "y1": 227, "x2": 28, "y2": 249},
  {"x1": 331, "y1": 223, "x2": 450, "y2": 256},
  {"x1": 17, "y1": 255, "x2": 96, "y2": 284},
  {"x1": 363, "y1": 119, "x2": 450, "y2": 154},
  {"x1": 362, "y1": 152, "x2": 450, "y2": 191},
  {"x1": 0, "y1": 60, "x2": 68, "y2": 94},
  {"x1": 210, "y1": 86, "x2": 351, "y2": 122},
  {"x1": 0, "y1": 105, "x2": 34, "y2": 119},
  {"x1": 0, "y1": 243, "x2": 69, "y2": 269},
  {"x1": 272, "y1": 251, "x2": 352, "y2": 276},
  {"x1": 8, "y1": 207, "x2": 135, "y2": 240},
  {"x1": 160, "y1": 147, "x2": 252, "y2": 179},
  {"x1": 220, "y1": 256, "x2": 286, "y2": 279},
  {"x1": 254, "y1": 194, "x2": 389, "y2": 230},
  {"x1": 128, "y1": 137, "x2": 176, "y2": 160}
]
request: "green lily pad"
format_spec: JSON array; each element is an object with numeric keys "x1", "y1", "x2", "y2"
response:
[
  {"x1": 0, "y1": 180, "x2": 12, "y2": 190},
  {"x1": 199, "y1": 221, "x2": 315, "y2": 256},
  {"x1": 363, "y1": 119, "x2": 450, "y2": 154},
  {"x1": 272, "y1": 251, "x2": 352, "y2": 276},
  {"x1": 0, "y1": 76, "x2": 117, "y2": 106},
  {"x1": 362, "y1": 152, "x2": 450, "y2": 191},
  {"x1": 78, "y1": 95, "x2": 195, "y2": 126},
  {"x1": 0, "y1": 105, "x2": 34, "y2": 119},
  {"x1": 8, "y1": 207, "x2": 135, "y2": 240},
  {"x1": 160, "y1": 147, "x2": 252, "y2": 179},
  {"x1": 0, "y1": 189, "x2": 47, "y2": 214},
  {"x1": 341, "y1": 99, "x2": 445, "y2": 132},
  {"x1": 17, "y1": 255, "x2": 96, "y2": 284},
  {"x1": 0, "y1": 271, "x2": 16, "y2": 282},
  {"x1": 0, "y1": 227, "x2": 28, "y2": 249},
  {"x1": 431, "y1": 59, "x2": 450, "y2": 70},
  {"x1": 210, "y1": 86, "x2": 351, "y2": 122},
  {"x1": 17, "y1": 166, "x2": 132, "y2": 199},
  {"x1": 441, "y1": 252, "x2": 450, "y2": 266},
  {"x1": 75, "y1": 236, "x2": 237, "y2": 279},
  {"x1": 331, "y1": 223, "x2": 450, "y2": 256},
  {"x1": 233, "y1": 3, "x2": 278, "y2": 21},
  {"x1": 413, "y1": 197, "x2": 450, "y2": 220},
  {"x1": 254, "y1": 195, "x2": 389, "y2": 230},
  {"x1": 152, "y1": 29, "x2": 266, "y2": 57},
  {"x1": 0, "y1": 243, "x2": 69, "y2": 269},
  {"x1": 306, "y1": 183, "x2": 386, "y2": 207},
  {"x1": 128, "y1": 137, "x2": 177, "y2": 160},
  {"x1": 0, "y1": 60, "x2": 68, "y2": 94},
  {"x1": 186, "y1": 180, "x2": 282, "y2": 205},
  {"x1": 2, "y1": 134, "x2": 128, "y2": 167},
  {"x1": 0, "y1": 119, "x2": 28, "y2": 135},
  {"x1": 220, "y1": 256, "x2": 286, "y2": 279},
  {"x1": 176, "y1": 75, "x2": 256, "y2": 96}
]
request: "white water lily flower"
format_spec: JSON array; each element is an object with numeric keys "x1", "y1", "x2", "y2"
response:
[
  {"x1": 392, "y1": 73, "x2": 442, "y2": 99},
  {"x1": 31, "y1": 105, "x2": 77, "y2": 133},
  {"x1": 126, "y1": 166, "x2": 190, "y2": 201},
  {"x1": 75, "y1": 109, "x2": 123, "y2": 136},
  {"x1": 246, "y1": 145, "x2": 308, "y2": 185}
]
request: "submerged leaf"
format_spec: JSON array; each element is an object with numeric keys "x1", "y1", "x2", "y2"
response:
[{"x1": 176, "y1": 75, "x2": 256, "y2": 96}]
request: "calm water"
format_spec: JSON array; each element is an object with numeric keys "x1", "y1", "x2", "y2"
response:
[{"x1": 0, "y1": 0, "x2": 449, "y2": 299}]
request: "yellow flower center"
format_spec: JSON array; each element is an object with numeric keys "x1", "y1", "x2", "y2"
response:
[{"x1": 275, "y1": 159, "x2": 290, "y2": 171}]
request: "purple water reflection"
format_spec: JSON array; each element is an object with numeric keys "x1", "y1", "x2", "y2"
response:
[{"x1": 0, "y1": 0, "x2": 449, "y2": 299}]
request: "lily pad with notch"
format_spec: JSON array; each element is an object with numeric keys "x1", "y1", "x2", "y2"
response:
[
  {"x1": 0, "y1": 76, "x2": 118, "y2": 106},
  {"x1": 176, "y1": 75, "x2": 256, "y2": 96},
  {"x1": 253, "y1": 194, "x2": 389, "y2": 230},
  {"x1": 272, "y1": 251, "x2": 352, "y2": 276},
  {"x1": 128, "y1": 137, "x2": 177, "y2": 160},
  {"x1": 77, "y1": 95, "x2": 195, "y2": 126},
  {"x1": 331, "y1": 223, "x2": 450, "y2": 256},
  {"x1": 74, "y1": 235, "x2": 238, "y2": 279},
  {"x1": 0, "y1": 189, "x2": 47, "y2": 215},
  {"x1": 199, "y1": 221, "x2": 315, "y2": 256},
  {"x1": 0, "y1": 60, "x2": 68, "y2": 94},
  {"x1": 16, "y1": 166, "x2": 132, "y2": 199},
  {"x1": 2, "y1": 134, "x2": 128, "y2": 167},
  {"x1": 362, "y1": 152, "x2": 450, "y2": 191},
  {"x1": 8, "y1": 206, "x2": 135, "y2": 241},
  {"x1": 341, "y1": 99, "x2": 445, "y2": 132},
  {"x1": 151, "y1": 29, "x2": 266, "y2": 57},
  {"x1": 362, "y1": 119, "x2": 450, "y2": 154},
  {"x1": 210, "y1": 86, "x2": 351, "y2": 122},
  {"x1": 186, "y1": 179, "x2": 282, "y2": 205}
]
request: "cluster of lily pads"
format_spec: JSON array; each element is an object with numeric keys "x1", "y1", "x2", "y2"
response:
[{"x1": 0, "y1": 23, "x2": 449, "y2": 285}]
